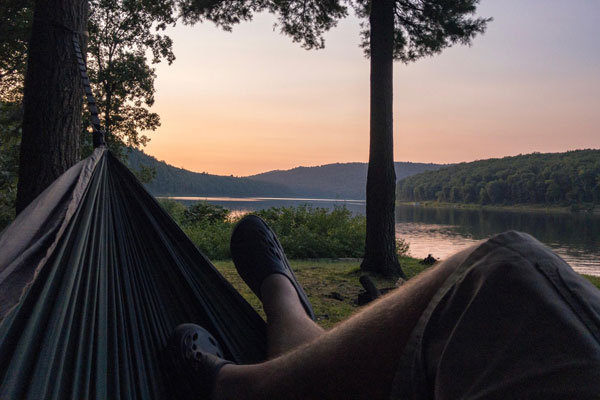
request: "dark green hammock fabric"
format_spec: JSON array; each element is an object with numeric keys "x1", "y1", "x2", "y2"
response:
[{"x1": 0, "y1": 148, "x2": 267, "y2": 399}]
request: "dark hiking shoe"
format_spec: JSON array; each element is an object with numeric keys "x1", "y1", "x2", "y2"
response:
[
  {"x1": 165, "y1": 324, "x2": 232, "y2": 399},
  {"x1": 230, "y1": 215, "x2": 316, "y2": 320}
]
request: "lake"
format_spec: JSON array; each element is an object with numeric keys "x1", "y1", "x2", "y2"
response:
[
  {"x1": 394, "y1": 205, "x2": 600, "y2": 277},
  {"x1": 166, "y1": 197, "x2": 600, "y2": 276},
  {"x1": 166, "y1": 196, "x2": 367, "y2": 216}
]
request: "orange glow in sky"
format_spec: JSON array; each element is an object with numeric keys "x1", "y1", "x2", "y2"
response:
[{"x1": 144, "y1": 0, "x2": 600, "y2": 176}]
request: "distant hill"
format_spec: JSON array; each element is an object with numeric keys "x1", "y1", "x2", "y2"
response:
[
  {"x1": 126, "y1": 149, "x2": 297, "y2": 197},
  {"x1": 127, "y1": 149, "x2": 443, "y2": 199},
  {"x1": 397, "y1": 149, "x2": 600, "y2": 206},
  {"x1": 248, "y1": 162, "x2": 443, "y2": 199}
]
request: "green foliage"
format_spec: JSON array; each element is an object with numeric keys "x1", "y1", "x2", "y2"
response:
[
  {"x1": 179, "y1": 0, "x2": 348, "y2": 50},
  {"x1": 158, "y1": 200, "x2": 232, "y2": 259},
  {"x1": 158, "y1": 201, "x2": 390, "y2": 260},
  {"x1": 254, "y1": 205, "x2": 367, "y2": 258},
  {"x1": 157, "y1": 198, "x2": 187, "y2": 223},
  {"x1": 86, "y1": 0, "x2": 176, "y2": 157},
  {"x1": 1, "y1": 0, "x2": 177, "y2": 160},
  {"x1": 0, "y1": 102, "x2": 21, "y2": 230},
  {"x1": 131, "y1": 164, "x2": 157, "y2": 184},
  {"x1": 183, "y1": 202, "x2": 229, "y2": 225},
  {"x1": 0, "y1": 0, "x2": 31, "y2": 102},
  {"x1": 355, "y1": 0, "x2": 490, "y2": 61},
  {"x1": 396, "y1": 237, "x2": 410, "y2": 257},
  {"x1": 180, "y1": 0, "x2": 490, "y2": 60},
  {"x1": 398, "y1": 150, "x2": 600, "y2": 208},
  {"x1": 183, "y1": 220, "x2": 233, "y2": 260}
]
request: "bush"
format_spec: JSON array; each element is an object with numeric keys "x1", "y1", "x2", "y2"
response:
[
  {"x1": 183, "y1": 202, "x2": 229, "y2": 225},
  {"x1": 157, "y1": 198, "x2": 186, "y2": 224},
  {"x1": 158, "y1": 200, "x2": 234, "y2": 259},
  {"x1": 158, "y1": 201, "x2": 410, "y2": 260},
  {"x1": 253, "y1": 205, "x2": 366, "y2": 258},
  {"x1": 396, "y1": 237, "x2": 410, "y2": 257},
  {"x1": 183, "y1": 220, "x2": 233, "y2": 260}
]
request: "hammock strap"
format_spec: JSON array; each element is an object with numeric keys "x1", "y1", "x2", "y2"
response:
[{"x1": 72, "y1": 32, "x2": 106, "y2": 148}]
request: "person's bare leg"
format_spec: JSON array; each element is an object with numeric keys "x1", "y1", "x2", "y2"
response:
[
  {"x1": 213, "y1": 249, "x2": 468, "y2": 400},
  {"x1": 261, "y1": 274, "x2": 324, "y2": 357}
]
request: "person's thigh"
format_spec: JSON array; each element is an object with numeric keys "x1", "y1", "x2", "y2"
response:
[{"x1": 391, "y1": 231, "x2": 600, "y2": 400}]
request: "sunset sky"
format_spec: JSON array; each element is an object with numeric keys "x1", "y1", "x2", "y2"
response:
[{"x1": 144, "y1": 0, "x2": 600, "y2": 176}]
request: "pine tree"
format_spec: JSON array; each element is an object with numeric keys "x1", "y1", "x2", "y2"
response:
[
  {"x1": 10, "y1": 0, "x2": 177, "y2": 212},
  {"x1": 180, "y1": 0, "x2": 490, "y2": 276}
]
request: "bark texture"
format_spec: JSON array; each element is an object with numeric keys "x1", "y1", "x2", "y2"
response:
[
  {"x1": 360, "y1": 0, "x2": 404, "y2": 278},
  {"x1": 16, "y1": 0, "x2": 88, "y2": 213}
]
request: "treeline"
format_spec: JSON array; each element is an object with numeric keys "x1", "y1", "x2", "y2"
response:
[
  {"x1": 126, "y1": 149, "x2": 296, "y2": 197},
  {"x1": 128, "y1": 148, "x2": 444, "y2": 200},
  {"x1": 397, "y1": 150, "x2": 600, "y2": 207},
  {"x1": 250, "y1": 161, "x2": 442, "y2": 200}
]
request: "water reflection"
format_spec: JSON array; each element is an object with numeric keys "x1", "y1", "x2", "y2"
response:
[
  {"x1": 163, "y1": 196, "x2": 366, "y2": 216},
  {"x1": 396, "y1": 205, "x2": 600, "y2": 276},
  {"x1": 164, "y1": 197, "x2": 599, "y2": 276}
]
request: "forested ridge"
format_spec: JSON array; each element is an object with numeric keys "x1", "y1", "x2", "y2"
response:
[
  {"x1": 126, "y1": 149, "x2": 296, "y2": 197},
  {"x1": 249, "y1": 162, "x2": 442, "y2": 199},
  {"x1": 397, "y1": 150, "x2": 600, "y2": 207},
  {"x1": 127, "y1": 149, "x2": 443, "y2": 199}
]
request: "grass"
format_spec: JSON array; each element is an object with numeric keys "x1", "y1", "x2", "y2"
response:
[
  {"x1": 213, "y1": 258, "x2": 600, "y2": 330},
  {"x1": 584, "y1": 274, "x2": 600, "y2": 289},
  {"x1": 213, "y1": 256, "x2": 430, "y2": 329}
]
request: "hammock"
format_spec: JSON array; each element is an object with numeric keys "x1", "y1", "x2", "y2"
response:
[{"x1": 0, "y1": 147, "x2": 267, "y2": 399}]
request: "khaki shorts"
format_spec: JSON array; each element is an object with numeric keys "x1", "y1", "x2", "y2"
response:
[{"x1": 391, "y1": 231, "x2": 600, "y2": 399}]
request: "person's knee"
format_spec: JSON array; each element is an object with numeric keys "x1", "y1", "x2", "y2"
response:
[
  {"x1": 452, "y1": 230, "x2": 564, "y2": 291},
  {"x1": 393, "y1": 231, "x2": 600, "y2": 399}
]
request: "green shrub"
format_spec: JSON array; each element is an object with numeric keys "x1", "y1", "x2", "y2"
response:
[
  {"x1": 253, "y1": 205, "x2": 367, "y2": 258},
  {"x1": 157, "y1": 198, "x2": 186, "y2": 224},
  {"x1": 183, "y1": 220, "x2": 233, "y2": 260},
  {"x1": 158, "y1": 201, "x2": 411, "y2": 260},
  {"x1": 396, "y1": 238, "x2": 410, "y2": 257},
  {"x1": 183, "y1": 202, "x2": 228, "y2": 225}
]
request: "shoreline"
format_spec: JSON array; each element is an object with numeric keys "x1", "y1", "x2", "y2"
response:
[{"x1": 396, "y1": 201, "x2": 587, "y2": 215}]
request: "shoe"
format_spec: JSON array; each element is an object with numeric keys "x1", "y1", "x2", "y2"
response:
[
  {"x1": 165, "y1": 324, "x2": 232, "y2": 399},
  {"x1": 230, "y1": 215, "x2": 316, "y2": 320}
]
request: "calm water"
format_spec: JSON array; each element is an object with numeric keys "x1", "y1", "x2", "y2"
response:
[
  {"x1": 395, "y1": 205, "x2": 600, "y2": 277},
  {"x1": 166, "y1": 197, "x2": 600, "y2": 276},
  {"x1": 166, "y1": 196, "x2": 367, "y2": 216}
]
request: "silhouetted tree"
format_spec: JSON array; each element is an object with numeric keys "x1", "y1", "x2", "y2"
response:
[
  {"x1": 7, "y1": 0, "x2": 177, "y2": 213},
  {"x1": 180, "y1": 0, "x2": 489, "y2": 276},
  {"x1": 0, "y1": 1, "x2": 31, "y2": 222},
  {"x1": 85, "y1": 0, "x2": 176, "y2": 157},
  {"x1": 15, "y1": 0, "x2": 89, "y2": 213}
]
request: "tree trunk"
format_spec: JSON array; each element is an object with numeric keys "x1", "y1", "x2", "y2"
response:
[
  {"x1": 360, "y1": 0, "x2": 405, "y2": 278},
  {"x1": 16, "y1": 0, "x2": 88, "y2": 213}
]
